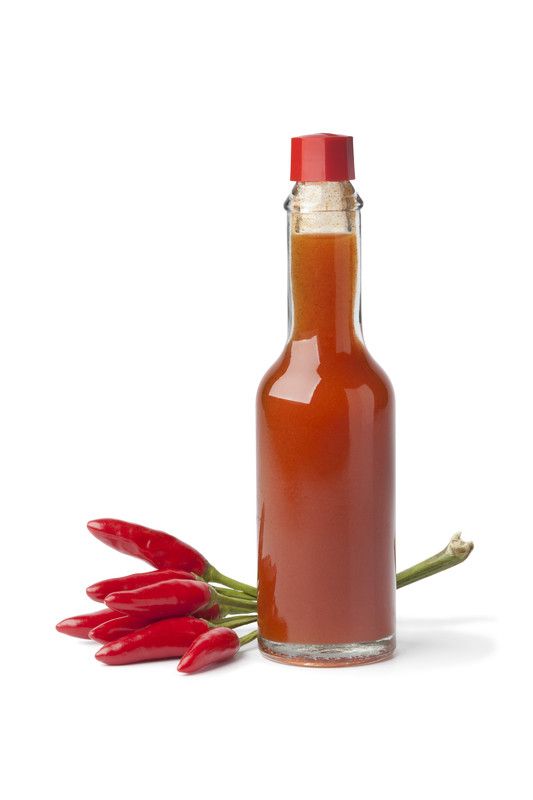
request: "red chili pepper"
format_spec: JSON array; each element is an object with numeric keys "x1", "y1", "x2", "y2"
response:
[
  {"x1": 105, "y1": 578, "x2": 213, "y2": 619},
  {"x1": 56, "y1": 608, "x2": 126, "y2": 640},
  {"x1": 86, "y1": 568, "x2": 195, "y2": 603},
  {"x1": 88, "y1": 614, "x2": 153, "y2": 644},
  {"x1": 87, "y1": 519, "x2": 208, "y2": 575},
  {"x1": 177, "y1": 627, "x2": 240, "y2": 673},
  {"x1": 95, "y1": 617, "x2": 211, "y2": 665}
]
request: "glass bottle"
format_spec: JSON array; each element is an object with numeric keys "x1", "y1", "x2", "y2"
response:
[{"x1": 256, "y1": 134, "x2": 395, "y2": 666}]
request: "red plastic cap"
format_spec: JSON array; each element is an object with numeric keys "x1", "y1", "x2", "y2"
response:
[{"x1": 290, "y1": 133, "x2": 355, "y2": 182}]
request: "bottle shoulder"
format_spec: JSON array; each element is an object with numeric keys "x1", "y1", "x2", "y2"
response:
[
  {"x1": 361, "y1": 349, "x2": 395, "y2": 399},
  {"x1": 257, "y1": 340, "x2": 394, "y2": 409}
]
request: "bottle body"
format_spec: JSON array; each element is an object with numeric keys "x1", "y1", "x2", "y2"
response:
[{"x1": 256, "y1": 180, "x2": 395, "y2": 666}]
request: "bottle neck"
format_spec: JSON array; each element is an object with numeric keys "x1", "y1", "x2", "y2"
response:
[{"x1": 285, "y1": 182, "x2": 363, "y2": 356}]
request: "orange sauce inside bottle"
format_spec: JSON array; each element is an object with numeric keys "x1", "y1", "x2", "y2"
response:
[{"x1": 257, "y1": 232, "x2": 395, "y2": 646}]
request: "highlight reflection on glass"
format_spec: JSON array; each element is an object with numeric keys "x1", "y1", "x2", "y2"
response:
[{"x1": 269, "y1": 336, "x2": 321, "y2": 405}]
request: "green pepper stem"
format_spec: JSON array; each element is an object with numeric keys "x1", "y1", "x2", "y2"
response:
[
  {"x1": 396, "y1": 533, "x2": 474, "y2": 588},
  {"x1": 206, "y1": 565, "x2": 257, "y2": 598},
  {"x1": 214, "y1": 586, "x2": 253, "y2": 600},
  {"x1": 216, "y1": 614, "x2": 257, "y2": 629},
  {"x1": 239, "y1": 629, "x2": 258, "y2": 647},
  {"x1": 209, "y1": 533, "x2": 473, "y2": 614},
  {"x1": 214, "y1": 589, "x2": 257, "y2": 614}
]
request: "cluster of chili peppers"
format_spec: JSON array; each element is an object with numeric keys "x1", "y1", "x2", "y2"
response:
[
  {"x1": 57, "y1": 519, "x2": 474, "y2": 673},
  {"x1": 56, "y1": 519, "x2": 259, "y2": 673}
]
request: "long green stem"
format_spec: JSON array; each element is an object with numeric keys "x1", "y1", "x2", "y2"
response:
[
  {"x1": 210, "y1": 533, "x2": 473, "y2": 613},
  {"x1": 216, "y1": 614, "x2": 257, "y2": 629},
  {"x1": 206, "y1": 565, "x2": 257, "y2": 598},
  {"x1": 215, "y1": 586, "x2": 252, "y2": 600},
  {"x1": 239, "y1": 629, "x2": 258, "y2": 646},
  {"x1": 214, "y1": 589, "x2": 257, "y2": 614},
  {"x1": 396, "y1": 533, "x2": 474, "y2": 588}
]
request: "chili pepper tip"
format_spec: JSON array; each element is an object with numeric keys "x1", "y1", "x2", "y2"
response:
[{"x1": 56, "y1": 609, "x2": 126, "y2": 639}]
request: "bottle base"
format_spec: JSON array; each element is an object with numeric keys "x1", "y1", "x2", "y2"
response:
[{"x1": 258, "y1": 634, "x2": 395, "y2": 667}]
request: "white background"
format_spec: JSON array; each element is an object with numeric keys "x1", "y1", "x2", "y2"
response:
[{"x1": 1, "y1": 1, "x2": 531, "y2": 797}]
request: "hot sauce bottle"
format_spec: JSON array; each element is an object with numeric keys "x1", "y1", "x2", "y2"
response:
[{"x1": 256, "y1": 134, "x2": 395, "y2": 666}]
